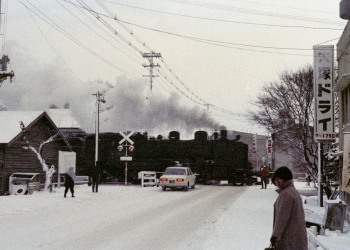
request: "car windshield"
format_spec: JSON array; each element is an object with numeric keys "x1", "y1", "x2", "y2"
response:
[{"x1": 164, "y1": 168, "x2": 186, "y2": 175}]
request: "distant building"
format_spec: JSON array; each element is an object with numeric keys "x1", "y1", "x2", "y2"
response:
[{"x1": 224, "y1": 130, "x2": 302, "y2": 174}]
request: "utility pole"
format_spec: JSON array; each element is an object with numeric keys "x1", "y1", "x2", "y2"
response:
[
  {"x1": 0, "y1": 1, "x2": 14, "y2": 84},
  {"x1": 93, "y1": 91, "x2": 106, "y2": 167},
  {"x1": 142, "y1": 51, "x2": 161, "y2": 91}
]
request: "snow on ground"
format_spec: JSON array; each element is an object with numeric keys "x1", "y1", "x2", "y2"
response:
[{"x1": 0, "y1": 181, "x2": 349, "y2": 250}]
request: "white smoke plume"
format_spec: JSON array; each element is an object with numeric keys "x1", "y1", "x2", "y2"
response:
[{"x1": 0, "y1": 43, "x2": 225, "y2": 138}]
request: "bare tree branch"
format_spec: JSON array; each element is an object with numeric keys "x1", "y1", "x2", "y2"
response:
[{"x1": 248, "y1": 65, "x2": 319, "y2": 175}]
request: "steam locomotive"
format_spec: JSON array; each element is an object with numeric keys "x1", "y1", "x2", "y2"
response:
[{"x1": 70, "y1": 130, "x2": 251, "y2": 185}]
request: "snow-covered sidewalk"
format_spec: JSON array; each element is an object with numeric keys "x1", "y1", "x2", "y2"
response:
[
  {"x1": 189, "y1": 182, "x2": 350, "y2": 250},
  {"x1": 200, "y1": 184, "x2": 276, "y2": 249}
]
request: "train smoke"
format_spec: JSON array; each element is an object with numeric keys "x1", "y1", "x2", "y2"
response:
[{"x1": 0, "y1": 43, "x2": 225, "y2": 138}]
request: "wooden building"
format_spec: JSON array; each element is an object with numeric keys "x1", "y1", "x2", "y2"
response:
[{"x1": 0, "y1": 111, "x2": 72, "y2": 195}]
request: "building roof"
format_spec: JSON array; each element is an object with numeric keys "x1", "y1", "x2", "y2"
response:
[
  {"x1": 46, "y1": 109, "x2": 80, "y2": 129},
  {"x1": 0, "y1": 111, "x2": 44, "y2": 144}
]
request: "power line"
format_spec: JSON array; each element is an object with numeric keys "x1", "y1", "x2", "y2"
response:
[
  {"x1": 114, "y1": 17, "x2": 313, "y2": 55},
  {"x1": 184, "y1": 0, "x2": 337, "y2": 15},
  {"x1": 23, "y1": 2, "x2": 85, "y2": 84},
  {"x1": 19, "y1": 0, "x2": 138, "y2": 78},
  {"x1": 56, "y1": 0, "x2": 143, "y2": 66},
  {"x1": 91, "y1": 0, "x2": 211, "y2": 105},
  {"x1": 164, "y1": 0, "x2": 344, "y2": 26},
  {"x1": 101, "y1": 0, "x2": 344, "y2": 31},
  {"x1": 67, "y1": 1, "x2": 316, "y2": 53},
  {"x1": 85, "y1": 0, "x2": 318, "y2": 119}
]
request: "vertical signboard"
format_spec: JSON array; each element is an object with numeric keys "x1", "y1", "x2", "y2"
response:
[
  {"x1": 266, "y1": 137, "x2": 273, "y2": 166},
  {"x1": 342, "y1": 133, "x2": 350, "y2": 192},
  {"x1": 313, "y1": 45, "x2": 336, "y2": 141},
  {"x1": 252, "y1": 133, "x2": 257, "y2": 153},
  {"x1": 58, "y1": 151, "x2": 76, "y2": 174}
]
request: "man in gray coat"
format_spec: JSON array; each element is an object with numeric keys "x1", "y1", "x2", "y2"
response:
[{"x1": 270, "y1": 166, "x2": 307, "y2": 250}]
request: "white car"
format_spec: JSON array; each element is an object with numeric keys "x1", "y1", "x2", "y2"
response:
[{"x1": 159, "y1": 166, "x2": 196, "y2": 191}]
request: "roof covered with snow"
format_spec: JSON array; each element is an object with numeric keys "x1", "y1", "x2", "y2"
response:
[
  {"x1": 0, "y1": 109, "x2": 81, "y2": 144},
  {"x1": 46, "y1": 109, "x2": 80, "y2": 129},
  {"x1": 0, "y1": 111, "x2": 44, "y2": 143}
]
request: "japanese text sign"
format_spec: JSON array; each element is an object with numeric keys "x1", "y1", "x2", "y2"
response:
[{"x1": 313, "y1": 45, "x2": 335, "y2": 141}]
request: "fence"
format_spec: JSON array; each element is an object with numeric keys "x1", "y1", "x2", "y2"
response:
[
  {"x1": 138, "y1": 171, "x2": 157, "y2": 187},
  {"x1": 307, "y1": 226, "x2": 330, "y2": 250}
]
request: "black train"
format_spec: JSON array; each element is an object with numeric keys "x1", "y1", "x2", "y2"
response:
[{"x1": 72, "y1": 130, "x2": 250, "y2": 185}]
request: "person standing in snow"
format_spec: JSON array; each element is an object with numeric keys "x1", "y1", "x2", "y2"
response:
[
  {"x1": 90, "y1": 162, "x2": 100, "y2": 193},
  {"x1": 260, "y1": 164, "x2": 271, "y2": 189},
  {"x1": 270, "y1": 166, "x2": 307, "y2": 250},
  {"x1": 64, "y1": 167, "x2": 76, "y2": 198}
]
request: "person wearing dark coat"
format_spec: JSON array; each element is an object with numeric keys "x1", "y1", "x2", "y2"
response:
[
  {"x1": 64, "y1": 167, "x2": 76, "y2": 198},
  {"x1": 90, "y1": 169, "x2": 100, "y2": 193},
  {"x1": 90, "y1": 162, "x2": 100, "y2": 193},
  {"x1": 270, "y1": 166, "x2": 307, "y2": 250}
]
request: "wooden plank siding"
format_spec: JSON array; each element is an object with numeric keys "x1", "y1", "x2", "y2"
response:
[{"x1": 0, "y1": 115, "x2": 71, "y2": 194}]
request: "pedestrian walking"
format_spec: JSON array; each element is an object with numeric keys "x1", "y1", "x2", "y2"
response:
[
  {"x1": 90, "y1": 162, "x2": 100, "y2": 193},
  {"x1": 269, "y1": 166, "x2": 307, "y2": 250},
  {"x1": 260, "y1": 164, "x2": 271, "y2": 189},
  {"x1": 64, "y1": 167, "x2": 76, "y2": 198}
]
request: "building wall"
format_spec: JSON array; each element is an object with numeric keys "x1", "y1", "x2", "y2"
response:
[
  {"x1": 336, "y1": 20, "x2": 350, "y2": 223},
  {"x1": 227, "y1": 130, "x2": 308, "y2": 176},
  {"x1": 0, "y1": 117, "x2": 69, "y2": 194}
]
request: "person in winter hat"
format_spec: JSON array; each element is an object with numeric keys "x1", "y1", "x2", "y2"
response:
[
  {"x1": 64, "y1": 167, "x2": 76, "y2": 198},
  {"x1": 269, "y1": 166, "x2": 307, "y2": 250}
]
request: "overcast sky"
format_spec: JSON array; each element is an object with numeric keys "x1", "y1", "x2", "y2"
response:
[{"x1": 0, "y1": 0, "x2": 346, "y2": 138}]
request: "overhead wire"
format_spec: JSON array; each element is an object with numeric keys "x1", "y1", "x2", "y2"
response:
[
  {"x1": 22, "y1": 1, "x2": 337, "y2": 122},
  {"x1": 87, "y1": 4, "x2": 338, "y2": 59},
  {"x1": 93, "y1": 0, "x2": 215, "y2": 108},
  {"x1": 19, "y1": 0, "x2": 138, "y2": 78},
  {"x1": 64, "y1": 0, "x2": 322, "y2": 116},
  {"x1": 22, "y1": 1, "x2": 85, "y2": 84},
  {"x1": 165, "y1": 0, "x2": 344, "y2": 26},
  {"x1": 62, "y1": 2, "x2": 317, "y2": 55},
  {"x1": 56, "y1": 0, "x2": 143, "y2": 66},
  {"x1": 95, "y1": 0, "x2": 152, "y2": 52},
  {"x1": 93, "y1": 0, "x2": 314, "y2": 118},
  {"x1": 75, "y1": 0, "x2": 145, "y2": 56},
  {"x1": 113, "y1": 17, "x2": 314, "y2": 57},
  {"x1": 187, "y1": 0, "x2": 337, "y2": 15},
  {"x1": 94, "y1": 0, "x2": 233, "y2": 116},
  {"x1": 101, "y1": 0, "x2": 344, "y2": 31},
  {"x1": 95, "y1": 0, "x2": 218, "y2": 109}
]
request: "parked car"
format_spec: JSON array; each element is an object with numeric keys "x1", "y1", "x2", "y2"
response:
[{"x1": 159, "y1": 166, "x2": 196, "y2": 191}]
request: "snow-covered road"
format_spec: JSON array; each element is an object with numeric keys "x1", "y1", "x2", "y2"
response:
[
  {"x1": 0, "y1": 184, "x2": 250, "y2": 250},
  {"x1": 1, "y1": 181, "x2": 349, "y2": 250}
]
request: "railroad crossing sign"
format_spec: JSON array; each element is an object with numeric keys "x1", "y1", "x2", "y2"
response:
[{"x1": 119, "y1": 131, "x2": 134, "y2": 145}]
